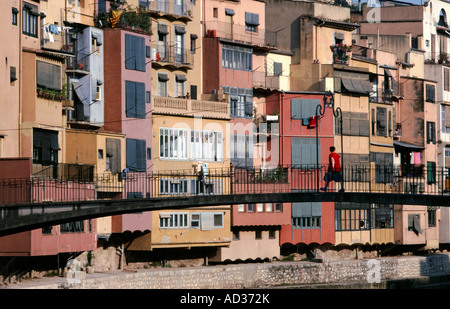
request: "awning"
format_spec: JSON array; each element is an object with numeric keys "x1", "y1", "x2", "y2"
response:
[
  {"x1": 341, "y1": 78, "x2": 373, "y2": 94},
  {"x1": 384, "y1": 68, "x2": 393, "y2": 77},
  {"x1": 393, "y1": 140, "x2": 425, "y2": 150}
]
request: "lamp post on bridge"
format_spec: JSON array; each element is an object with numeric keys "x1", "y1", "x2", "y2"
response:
[{"x1": 315, "y1": 91, "x2": 343, "y2": 191}]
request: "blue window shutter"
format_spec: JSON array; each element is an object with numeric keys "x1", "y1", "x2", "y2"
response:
[
  {"x1": 273, "y1": 62, "x2": 282, "y2": 76},
  {"x1": 252, "y1": 13, "x2": 259, "y2": 26},
  {"x1": 136, "y1": 139, "x2": 146, "y2": 171},
  {"x1": 311, "y1": 202, "x2": 322, "y2": 216},
  {"x1": 291, "y1": 138, "x2": 319, "y2": 167},
  {"x1": 126, "y1": 138, "x2": 137, "y2": 170},
  {"x1": 125, "y1": 34, "x2": 135, "y2": 70},
  {"x1": 245, "y1": 12, "x2": 252, "y2": 24},
  {"x1": 136, "y1": 82, "x2": 146, "y2": 118},
  {"x1": 291, "y1": 99, "x2": 302, "y2": 119},
  {"x1": 136, "y1": 36, "x2": 146, "y2": 71},
  {"x1": 190, "y1": 179, "x2": 197, "y2": 194},
  {"x1": 125, "y1": 81, "x2": 136, "y2": 117},
  {"x1": 291, "y1": 138, "x2": 303, "y2": 166},
  {"x1": 146, "y1": 45, "x2": 151, "y2": 58}
]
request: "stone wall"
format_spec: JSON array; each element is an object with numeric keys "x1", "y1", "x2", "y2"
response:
[{"x1": 19, "y1": 253, "x2": 450, "y2": 289}]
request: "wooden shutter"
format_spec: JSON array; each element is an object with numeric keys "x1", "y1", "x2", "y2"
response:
[
  {"x1": 445, "y1": 68, "x2": 450, "y2": 91},
  {"x1": 125, "y1": 34, "x2": 135, "y2": 70},
  {"x1": 125, "y1": 81, "x2": 136, "y2": 117},
  {"x1": 126, "y1": 138, "x2": 137, "y2": 170},
  {"x1": 136, "y1": 139, "x2": 146, "y2": 171},
  {"x1": 273, "y1": 62, "x2": 282, "y2": 76},
  {"x1": 136, "y1": 82, "x2": 146, "y2": 118},
  {"x1": 136, "y1": 36, "x2": 146, "y2": 72},
  {"x1": 106, "y1": 138, "x2": 121, "y2": 174}
]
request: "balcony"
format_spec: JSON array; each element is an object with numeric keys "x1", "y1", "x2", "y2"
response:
[
  {"x1": 370, "y1": 87, "x2": 396, "y2": 104},
  {"x1": 66, "y1": 52, "x2": 90, "y2": 74},
  {"x1": 151, "y1": 45, "x2": 194, "y2": 69},
  {"x1": 153, "y1": 96, "x2": 229, "y2": 119},
  {"x1": 204, "y1": 21, "x2": 277, "y2": 50},
  {"x1": 253, "y1": 71, "x2": 280, "y2": 90},
  {"x1": 331, "y1": 44, "x2": 352, "y2": 65},
  {"x1": 41, "y1": 25, "x2": 74, "y2": 54},
  {"x1": 139, "y1": 0, "x2": 193, "y2": 21}
]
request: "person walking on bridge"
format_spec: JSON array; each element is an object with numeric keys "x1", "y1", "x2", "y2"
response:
[{"x1": 320, "y1": 146, "x2": 344, "y2": 192}]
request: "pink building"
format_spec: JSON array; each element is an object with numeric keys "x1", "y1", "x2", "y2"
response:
[
  {"x1": 0, "y1": 158, "x2": 97, "y2": 256},
  {"x1": 103, "y1": 26, "x2": 153, "y2": 233}
]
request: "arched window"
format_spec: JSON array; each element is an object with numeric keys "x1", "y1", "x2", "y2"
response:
[{"x1": 439, "y1": 9, "x2": 447, "y2": 27}]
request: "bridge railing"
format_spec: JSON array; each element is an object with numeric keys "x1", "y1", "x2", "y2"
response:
[{"x1": 0, "y1": 164, "x2": 449, "y2": 205}]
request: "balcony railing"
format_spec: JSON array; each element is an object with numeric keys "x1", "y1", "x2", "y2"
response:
[
  {"x1": 2, "y1": 164, "x2": 450, "y2": 205},
  {"x1": 32, "y1": 163, "x2": 95, "y2": 182},
  {"x1": 204, "y1": 21, "x2": 277, "y2": 48},
  {"x1": 41, "y1": 25, "x2": 74, "y2": 53},
  {"x1": 153, "y1": 96, "x2": 229, "y2": 119},
  {"x1": 151, "y1": 45, "x2": 194, "y2": 68},
  {"x1": 66, "y1": 52, "x2": 90, "y2": 72},
  {"x1": 253, "y1": 71, "x2": 280, "y2": 90},
  {"x1": 139, "y1": 0, "x2": 193, "y2": 19},
  {"x1": 369, "y1": 87, "x2": 395, "y2": 104}
]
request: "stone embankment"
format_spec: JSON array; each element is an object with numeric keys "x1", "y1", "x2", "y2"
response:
[{"x1": 5, "y1": 252, "x2": 450, "y2": 289}]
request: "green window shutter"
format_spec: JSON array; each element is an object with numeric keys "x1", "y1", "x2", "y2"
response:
[{"x1": 311, "y1": 202, "x2": 321, "y2": 217}]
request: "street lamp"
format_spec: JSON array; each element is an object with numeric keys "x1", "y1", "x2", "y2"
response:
[{"x1": 315, "y1": 91, "x2": 343, "y2": 191}]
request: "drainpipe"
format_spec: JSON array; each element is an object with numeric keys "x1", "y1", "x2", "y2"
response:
[{"x1": 18, "y1": 0, "x2": 23, "y2": 157}]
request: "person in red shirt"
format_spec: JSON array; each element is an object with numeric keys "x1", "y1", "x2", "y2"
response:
[{"x1": 320, "y1": 146, "x2": 344, "y2": 192}]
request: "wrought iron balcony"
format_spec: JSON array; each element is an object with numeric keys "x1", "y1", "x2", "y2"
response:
[
  {"x1": 203, "y1": 21, "x2": 277, "y2": 49},
  {"x1": 139, "y1": 0, "x2": 193, "y2": 20},
  {"x1": 151, "y1": 45, "x2": 194, "y2": 69}
]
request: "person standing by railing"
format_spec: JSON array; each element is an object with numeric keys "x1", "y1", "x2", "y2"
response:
[{"x1": 321, "y1": 146, "x2": 344, "y2": 192}]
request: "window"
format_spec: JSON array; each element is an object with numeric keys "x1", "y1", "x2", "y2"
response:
[
  {"x1": 427, "y1": 121, "x2": 436, "y2": 144},
  {"x1": 230, "y1": 134, "x2": 253, "y2": 167},
  {"x1": 12, "y1": 8, "x2": 18, "y2": 26},
  {"x1": 292, "y1": 202, "x2": 322, "y2": 229},
  {"x1": 160, "y1": 128, "x2": 189, "y2": 160},
  {"x1": 426, "y1": 84, "x2": 436, "y2": 103},
  {"x1": 33, "y1": 128, "x2": 58, "y2": 165},
  {"x1": 157, "y1": 73, "x2": 169, "y2": 97},
  {"x1": 255, "y1": 230, "x2": 262, "y2": 239},
  {"x1": 175, "y1": 75, "x2": 186, "y2": 97},
  {"x1": 445, "y1": 68, "x2": 450, "y2": 92},
  {"x1": 126, "y1": 138, "x2": 146, "y2": 171},
  {"x1": 266, "y1": 203, "x2": 273, "y2": 212},
  {"x1": 275, "y1": 203, "x2": 282, "y2": 212},
  {"x1": 174, "y1": 26, "x2": 185, "y2": 63},
  {"x1": 376, "y1": 107, "x2": 387, "y2": 137},
  {"x1": 159, "y1": 179, "x2": 188, "y2": 195},
  {"x1": 427, "y1": 161, "x2": 436, "y2": 184},
  {"x1": 442, "y1": 105, "x2": 450, "y2": 133},
  {"x1": 222, "y1": 45, "x2": 253, "y2": 71},
  {"x1": 257, "y1": 203, "x2": 264, "y2": 212},
  {"x1": 42, "y1": 226, "x2": 52, "y2": 235},
  {"x1": 223, "y1": 86, "x2": 253, "y2": 118},
  {"x1": 428, "y1": 207, "x2": 437, "y2": 227},
  {"x1": 190, "y1": 34, "x2": 197, "y2": 54},
  {"x1": 245, "y1": 12, "x2": 259, "y2": 32},
  {"x1": 125, "y1": 81, "x2": 146, "y2": 118},
  {"x1": 371, "y1": 204, "x2": 394, "y2": 228},
  {"x1": 370, "y1": 152, "x2": 393, "y2": 183},
  {"x1": 268, "y1": 230, "x2": 276, "y2": 239},
  {"x1": 96, "y1": 84, "x2": 102, "y2": 101},
  {"x1": 36, "y1": 61, "x2": 61, "y2": 91},
  {"x1": 23, "y1": 3, "x2": 38, "y2": 37},
  {"x1": 237, "y1": 204, "x2": 245, "y2": 212},
  {"x1": 125, "y1": 34, "x2": 146, "y2": 71},
  {"x1": 273, "y1": 62, "x2": 282, "y2": 76},
  {"x1": 10, "y1": 66, "x2": 17, "y2": 83},
  {"x1": 213, "y1": 7, "x2": 218, "y2": 18},
  {"x1": 160, "y1": 213, "x2": 189, "y2": 229},
  {"x1": 291, "y1": 138, "x2": 319, "y2": 168},
  {"x1": 106, "y1": 138, "x2": 121, "y2": 174},
  {"x1": 191, "y1": 213, "x2": 200, "y2": 228},
  {"x1": 335, "y1": 202, "x2": 370, "y2": 231},
  {"x1": 232, "y1": 230, "x2": 240, "y2": 240},
  {"x1": 290, "y1": 99, "x2": 320, "y2": 120},
  {"x1": 60, "y1": 221, "x2": 85, "y2": 233},
  {"x1": 248, "y1": 204, "x2": 255, "y2": 212},
  {"x1": 408, "y1": 214, "x2": 422, "y2": 235}
]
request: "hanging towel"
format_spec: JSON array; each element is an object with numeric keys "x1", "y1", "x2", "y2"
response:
[{"x1": 414, "y1": 152, "x2": 422, "y2": 164}]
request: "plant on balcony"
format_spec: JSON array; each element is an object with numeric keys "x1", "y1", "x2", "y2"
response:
[
  {"x1": 330, "y1": 43, "x2": 352, "y2": 63},
  {"x1": 94, "y1": 4, "x2": 151, "y2": 34},
  {"x1": 37, "y1": 87, "x2": 68, "y2": 101}
]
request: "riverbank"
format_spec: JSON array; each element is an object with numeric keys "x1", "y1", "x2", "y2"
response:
[{"x1": 2, "y1": 252, "x2": 450, "y2": 289}]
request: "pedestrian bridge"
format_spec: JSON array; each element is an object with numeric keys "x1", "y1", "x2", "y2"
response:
[{"x1": 0, "y1": 165, "x2": 449, "y2": 236}]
